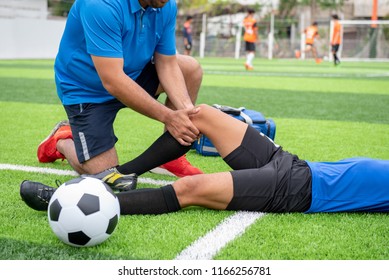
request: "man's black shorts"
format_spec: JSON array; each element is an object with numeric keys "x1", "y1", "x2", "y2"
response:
[
  {"x1": 224, "y1": 126, "x2": 312, "y2": 213},
  {"x1": 331, "y1": 44, "x2": 340, "y2": 52},
  {"x1": 63, "y1": 61, "x2": 160, "y2": 163},
  {"x1": 245, "y1": 41, "x2": 256, "y2": 52}
]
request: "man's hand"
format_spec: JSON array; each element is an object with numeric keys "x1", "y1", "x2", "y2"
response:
[{"x1": 164, "y1": 107, "x2": 201, "y2": 146}]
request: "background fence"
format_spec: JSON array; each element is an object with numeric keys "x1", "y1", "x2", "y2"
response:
[{"x1": 1, "y1": 14, "x2": 388, "y2": 61}]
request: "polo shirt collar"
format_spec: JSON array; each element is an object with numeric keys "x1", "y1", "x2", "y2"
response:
[{"x1": 129, "y1": 0, "x2": 160, "y2": 14}]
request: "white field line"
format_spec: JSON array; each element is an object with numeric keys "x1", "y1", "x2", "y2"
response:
[
  {"x1": 1, "y1": 163, "x2": 265, "y2": 260},
  {"x1": 205, "y1": 70, "x2": 389, "y2": 78},
  {"x1": 0, "y1": 163, "x2": 173, "y2": 186},
  {"x1": 175, "y1": 211, "x2": 265, "y2": 260}
]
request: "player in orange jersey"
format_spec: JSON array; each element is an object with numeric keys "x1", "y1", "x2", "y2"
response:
[
  {"x1": 331, "y1": 14, "x2": 341, "y2": 66},
  {"x1": 295, "y1": 22, "x2": 322, "y2": 63},
  {"x1": 243, "y1": 9, "x2": 258, "y2": 70}
]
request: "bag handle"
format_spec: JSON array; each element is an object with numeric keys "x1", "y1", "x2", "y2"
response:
[
  {"x1": 212, "y1": 104, "x2": 253, "y2": 125},
  {"x1": 239, "y1": 111, "x2": 253, "y2": 125},
  {"x1": 212, "y1": 104, "x2": 242, "y2": 115}
]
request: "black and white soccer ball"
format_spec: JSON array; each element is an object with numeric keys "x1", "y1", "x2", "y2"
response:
[{"x1": 48, "y1": 177, "x2": 120, "y2": 247}]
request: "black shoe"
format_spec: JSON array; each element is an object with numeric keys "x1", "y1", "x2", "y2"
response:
[
  {"x1": 20, "y1": 180, "x2": 56, "y2": 211},
  {"x1": 82, "y1": 167, "x2": 137, "y2": 192}
]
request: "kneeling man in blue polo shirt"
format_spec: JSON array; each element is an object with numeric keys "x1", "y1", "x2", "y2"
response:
[{"x1": 37, "y1": 0, "x2": 204, "y2": 187}]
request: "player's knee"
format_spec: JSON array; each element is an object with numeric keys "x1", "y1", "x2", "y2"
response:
[
  {"x1": 173, "y1": 175, "x2": 203, "y2": 205},
  {"x1": 191, "y1": 104, "x2": 213, "y2": 126},
  {"x1": 196, "y1": 103, "x2": 211, "y2": 112}
]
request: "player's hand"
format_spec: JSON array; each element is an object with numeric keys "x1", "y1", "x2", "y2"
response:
[{"x1": 164, "y1": 107, "x2": 200, "y2": 146}]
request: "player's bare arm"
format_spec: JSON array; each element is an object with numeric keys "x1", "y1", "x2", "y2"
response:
[{"x1": 91, "y1": 55, "x2": 198, "y2": 146}]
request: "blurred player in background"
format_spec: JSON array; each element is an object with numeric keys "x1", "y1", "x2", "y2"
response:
[
  {"x1": 331, "y1": 14, "x2": 342, "y2": 66},
  {"x1": 295, "y1": 22, "x2": 322, "y2": 64},
  {"x1": 243, "y1": 9, "x2": 258, "y2": 70},
  {"x1": 182, "y1": 15, "x2": 193, "y2": 56}
]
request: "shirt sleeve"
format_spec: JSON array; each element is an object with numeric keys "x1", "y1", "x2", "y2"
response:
[
  {"x1": 155, "y1": 2, "x2": 177, "y2": 56},
  {"x1": 80, "y1": 1, "x2": 123, "y2": 58}
]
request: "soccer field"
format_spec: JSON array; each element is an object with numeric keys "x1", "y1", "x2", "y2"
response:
[{"x1": 0, "y1": 58, "x2": 388, "y2": 263}]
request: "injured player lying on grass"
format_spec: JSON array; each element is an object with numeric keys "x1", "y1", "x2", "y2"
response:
[{"x1": 21, "y1": 104, "x2": 389, "y2": 214}]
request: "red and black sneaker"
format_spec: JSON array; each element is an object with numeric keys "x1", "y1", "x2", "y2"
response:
[
  {"x1": 37, "y1": 120, "x2": 73, "y2": 163},
  {"x1": 150, "y1": 155, "x2": 203, "y2": 177}
]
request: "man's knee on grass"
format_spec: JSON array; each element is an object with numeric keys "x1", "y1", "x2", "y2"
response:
[{"x1": 178, "y1": 55, "x2": 203, "y2": 81}]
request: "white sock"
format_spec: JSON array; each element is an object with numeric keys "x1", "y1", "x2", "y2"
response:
[{"x1": 247, "y1": 52, "x2": 255, "y2": 66}]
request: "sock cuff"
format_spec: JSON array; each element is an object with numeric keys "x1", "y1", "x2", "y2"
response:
[{"x1": 161, "y1": 184, "x2": 181, "y2": 212}]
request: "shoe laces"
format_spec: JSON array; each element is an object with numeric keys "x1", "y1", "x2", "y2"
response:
[
  {"x1": 176, "y1": 155, "x2": 189, "y2": 164},
  {"x1": 37, "y1": 180, "x2": 61, "y2": 203},
  {"x1": 55, "y1": 179, "x2": 63, "y2": 188},
  {"x1": 37, "y1": 185, "x2": 56, "y2": 203}
]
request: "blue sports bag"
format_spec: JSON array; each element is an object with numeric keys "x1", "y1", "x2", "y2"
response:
[{"x1": 193, "y1": 104, "x2": 276, "y2": 156}]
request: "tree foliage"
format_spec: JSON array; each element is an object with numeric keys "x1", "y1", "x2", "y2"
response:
[
  {"x1": 178, "y1": 0, "x2": 258, "y2": 17},
  {"x1": 278, "y1": 0, "x2": 344, "y2": 17},
  {"x1": 48, "y1": 0, "x2": 345, "y2": 19},
  {"x1": 48, "y1": 0, "x2": 74, "y2": 17}
]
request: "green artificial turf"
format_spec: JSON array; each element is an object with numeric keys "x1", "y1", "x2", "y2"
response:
[{"x1": 0, "y1": 58, "x2": 388, "y2": 260}]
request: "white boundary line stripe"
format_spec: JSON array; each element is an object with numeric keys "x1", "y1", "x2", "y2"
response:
[
  {"x1": 205, "y1": 70, "x2": 389, "y2": 78},
  {"x1": 0, "y1": 163, "x2": 173, "y2": 186},
  {"x1": 0, "y1": 163, "x2": 78, "y2": 176},
  {"x1": 175, "y1": 211, "x2": 265, "y2": 260}
]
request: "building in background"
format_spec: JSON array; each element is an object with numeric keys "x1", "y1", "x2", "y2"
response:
[
  {"x1": 0, "y1": 0, "x2": 65, "y2": 59},
  {"x1": 0, "y1": 0, "x2": 48, "y2": 19}
]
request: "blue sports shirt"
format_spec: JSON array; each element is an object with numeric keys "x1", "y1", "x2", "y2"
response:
[
  {"x1": 306, "y1": 158, "x2": 389, "y2": 213},
  {"x1": 54, "y1": 0, "x2": 177, "y2": 105}
]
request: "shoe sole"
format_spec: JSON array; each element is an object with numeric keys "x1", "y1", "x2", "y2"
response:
[
  {"x1": 37, "y1": 120, "x2": 70, "y2": 162},
  {"x1": 149, "y1": 167, "x2": 178, "y2": 177},
  {"x1": 38, "y1": 120, "x2": 70, "y2": 147}
]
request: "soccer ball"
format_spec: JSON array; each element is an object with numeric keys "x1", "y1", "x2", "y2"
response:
[{"x1": 47, "y1": 177, "x2": 120, "y2": 247}]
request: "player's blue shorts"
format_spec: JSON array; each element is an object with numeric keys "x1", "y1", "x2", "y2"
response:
[{"x1": 63, "y1": 61, "x2": 159, "y2": 163}]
